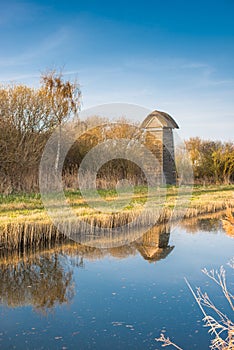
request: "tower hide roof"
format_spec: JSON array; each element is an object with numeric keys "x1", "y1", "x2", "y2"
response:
[{"x1": 141, "y1": 110, "x2": 179, "y2": 129}]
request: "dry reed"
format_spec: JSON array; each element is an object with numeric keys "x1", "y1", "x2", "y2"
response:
[
  {"x1": 156, "y1": 258, "x2": 234, "y2": 350},
  {"x1": 0, "y1": 185, "x2": 233, "y2": 250},
  {"x1": 0, "y1": 200, "x2": 234, "y2": 251}
]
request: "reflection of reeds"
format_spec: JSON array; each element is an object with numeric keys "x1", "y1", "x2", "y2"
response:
[
  {"x1": 222, "y1": 208, "x2": 234, "y2": 236},
  {"x1": 0, "y1": 223, "x2": 173, "y2": 265}
]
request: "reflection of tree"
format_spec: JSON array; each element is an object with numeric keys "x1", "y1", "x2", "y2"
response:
[
  {"x1": 222, "y1": 208, "x2": 234, "y2": 237},
  {"x1": 1, "y1": 214, "x2": 231, "y2": 315},
  {"x1": 0, "y1": 224, "x2": 174, "y2": 311},
  {"x1": 0, "y1": 253, "x2": 74, "y2": 313},
  {"x1": 181, "y1": 218, "x2": 221, "y2": 233},
  {"x1": 178, "y1": 212, "x2": 224, "y2": 233}
]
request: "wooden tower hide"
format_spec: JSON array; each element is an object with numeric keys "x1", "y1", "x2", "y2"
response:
[{"x1": 141, "y1": 110, "x2": 179, "y2": 185}]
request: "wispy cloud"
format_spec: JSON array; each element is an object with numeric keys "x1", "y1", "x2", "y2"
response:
[
  {"x1": 125, "y1": 57, "x2": 234, "y2": 90},
  {"x1": 0, "y1": 27, "x2": 69, "y2": 68},
  {"x1": 0, "y1": 72, "x2": 41, "y2": 84},
  {"x1": 123, "y1": 57, "x2": 210, "y2": 72},
  {"x1": 0, "y1": 1, "x2": 45, "y2": 26},
  {"x1": 180, "y1": 62, "x2": 209, "y2": 69}
]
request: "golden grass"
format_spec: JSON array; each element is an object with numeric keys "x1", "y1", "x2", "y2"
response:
[{"x1": 0, "y1": 185, "x2": 233, "y2": 250}]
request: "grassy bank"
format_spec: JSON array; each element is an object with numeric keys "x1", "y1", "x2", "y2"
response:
[
  {"x1": 0, "y1": 185, "x2": 233, "y2": 224},
  {"x1": 0, "y1": 185, "x2": 233, "y2": 250}
]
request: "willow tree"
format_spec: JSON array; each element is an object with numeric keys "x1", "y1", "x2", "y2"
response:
[
  {"x1": 212, "y1": 142, "x2": 234, "y2": 184},
  {"x1": 185, "y1": 137, "x2": 234, "y2": 184},
  {"x1": 41, "y1": 71, "x2": 81, "y2": 172},
  {"x1": 0, "y1": 84, "x2": 52, "y2": 191},
  {"x1": 0, "y1": 71, "x2": 82, "y2": 192}
]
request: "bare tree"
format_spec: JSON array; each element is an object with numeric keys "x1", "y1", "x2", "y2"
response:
[{"x1": 41, "y1": 70, "x2": 81, "y2": 172}]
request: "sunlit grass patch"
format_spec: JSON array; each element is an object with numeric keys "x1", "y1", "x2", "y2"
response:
[{"x1": 0, "y1": 185, "x2": 233, "y2": 226}]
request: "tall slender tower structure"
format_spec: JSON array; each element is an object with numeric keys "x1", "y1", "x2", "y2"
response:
[{"x1": 141, "y1": 110, "x2": 179, "y2": 185}]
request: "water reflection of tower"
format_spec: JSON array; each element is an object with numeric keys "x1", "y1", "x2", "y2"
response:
[{"x1": 135, "y1": 224, "x2": 174, "y2": 262}]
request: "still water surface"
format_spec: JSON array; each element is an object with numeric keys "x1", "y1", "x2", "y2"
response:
[{"x1": 0, "y1": 215, "x2": 233, "y2": 349}]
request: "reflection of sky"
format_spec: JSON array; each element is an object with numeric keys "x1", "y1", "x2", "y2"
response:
[
  {"x1": 0, "y1": 226, "x2": 233, "y2": 349},
  {"x1": 1, "y1": 1, "x2": 234, "y2": 140}
]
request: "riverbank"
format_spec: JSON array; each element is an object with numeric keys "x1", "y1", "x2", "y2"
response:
[
  {"x1": 0, "y1": 185, "x2": 233, "y2": 250},
  {"x1": 1, "y1": 185, "x2": 233, "y2": 223}
]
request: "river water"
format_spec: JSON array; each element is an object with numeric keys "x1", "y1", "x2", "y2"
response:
[{"x1": 0, "y1": 214, "x2": 233, "y2": 349}]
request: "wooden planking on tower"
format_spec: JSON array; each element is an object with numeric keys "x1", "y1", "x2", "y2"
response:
[{"x1": 141, "y1": 110, "x2": 179, "y2": 185}]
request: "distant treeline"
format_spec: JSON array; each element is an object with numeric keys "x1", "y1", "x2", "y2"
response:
[
  {"x1": 185, "y1": 138, "x2": 234, "y2": 185},
  {"x1": 0, "y1": 72, "x2": 233, "y2": 193}
]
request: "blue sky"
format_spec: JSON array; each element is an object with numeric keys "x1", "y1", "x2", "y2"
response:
[{"x1": 1, "y1": 0, "x2": 234, "y2": 140}]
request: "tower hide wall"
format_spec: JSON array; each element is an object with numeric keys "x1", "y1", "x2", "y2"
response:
[{"x1": 162, "y1": 128, "x2": 176, "y2": 185}]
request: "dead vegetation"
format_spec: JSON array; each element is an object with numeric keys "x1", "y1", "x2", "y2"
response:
[
  {"x1": 156, "y1": 258, "x2": 234, "y2": 350},
  {"x1": 0, "y1": 186, "x2": 233, "y2": 250}
]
